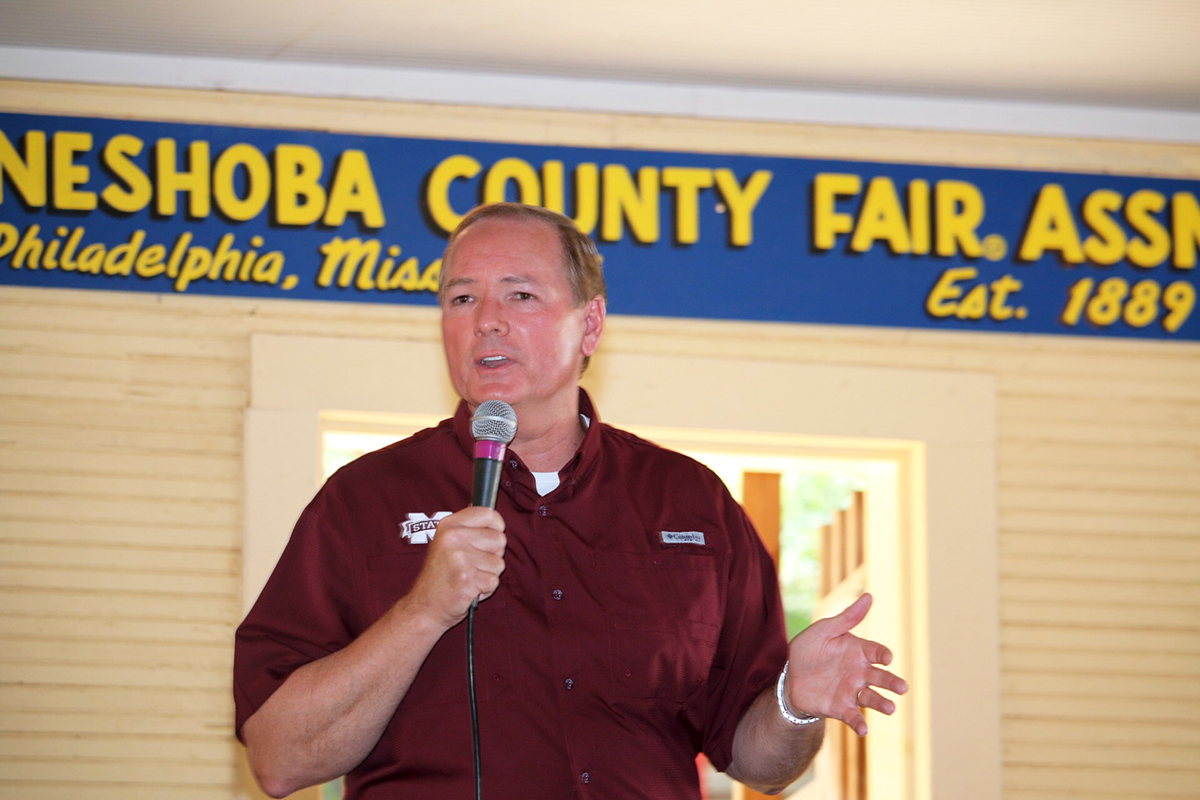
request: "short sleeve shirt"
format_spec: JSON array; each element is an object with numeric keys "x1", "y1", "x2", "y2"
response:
[{"x1": 234, "y1": 390, "x2": 788, "y2": 799}]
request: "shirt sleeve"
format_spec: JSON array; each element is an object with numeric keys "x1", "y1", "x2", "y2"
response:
[
  {"x1": 699, "y1": 485, "x2": 789, "y2": 773},
  {"x1": 232, "y1": 480, "x2": 362, "y2": 742}
]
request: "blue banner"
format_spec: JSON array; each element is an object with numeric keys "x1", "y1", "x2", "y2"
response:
[{"x1": 1, "y1": 112, "x2": 1197, "y2": 340}]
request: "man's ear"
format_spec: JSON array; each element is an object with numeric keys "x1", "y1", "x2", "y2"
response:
[{"x1": 581, "y1": 296, "x2": 606, "y2": 356}]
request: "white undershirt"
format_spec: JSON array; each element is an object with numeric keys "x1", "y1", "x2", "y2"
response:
[
  {"x1": 530, "y1": 414, "x2": 590, "y2": 496},
  {"x1": 532, "y1": 471, "x2": 560, "y2": 496}
]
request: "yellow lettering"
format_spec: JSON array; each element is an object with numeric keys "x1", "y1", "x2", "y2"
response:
[
  {"x1": 59, "y1": 226, "x2": 82, "y2": 270},
  {"x1": 1125, "y1": 189, "x2": 1169, "y2": 268},
  {"x1": 850, "y1": 177, "x2": 911, "y2": 254},
  {"x1": 926, "y1": 266, "x2": 977, "y2": 318},
  {"x1": 212, "y1": 144, "x2": 271, "y2": 222},
  {"x1": 1018, "y1": 184, "x2": 1083, "y2": 263},
  {"x1": 175, "y1": 247, "x2": 211, "y2": 291},
  {"x1": 419, "y1": 259, "x2": 441, "y2": 292},
  {"x1": 1080, "y1": 189, "x2": 1126, "y2": 266},
  {"x1": 134, "y1": 244, "x2": 165, "y2": 277},
  {"x1": 204, "y1": 233, "x2": 242, "y2": 280},
  {"x1": 100, "y1": 134, "x2": 152, "y2": 214},
  {"x1": 323, "y1": 150, "x2": 385, "y2": 228},
  {"x1": 383, "y1": 255, "x2": 421, "y2": 291},
  {"x1": 542, "y1": 161, "x2": 599, "y2": 236},
  {"x1": 13, "y1": 224, "x2": 43, "y2": 268},
  {"x1": 426, "y1": 155, "x2": 482, "y2": 234},
  {"x1": 483, "y1": 157, "x2": 541, "y2": 206},
  {"x1": 661, "y1": 167, "x2": 714, "y2": 245},
  {"x1": 601, "y1": 165, "x2": 659, "y2": 244},
  {"x1": 1173, "y1": 192, "x2": 1200, "y2": 269},
  {"x1": 988, "y1": 274, "x2": 1023, "y2": 320},
  {"x1": 78, "y1": 243, "x2": 104, "y2": 274},
  {"x1": 812, "y1": 173, "x2": 860, "y2": 251},
  {"x1": 317, "y1": 237, "x2": 380, "y2": 288},
  {"x1": 106, "y1": 230, "x2": 146, "y2": 276},
  {"x1": 52, "y1": 131, "x2": 96, "y2": 211},
  {"x1": 252, "y1": 252, "x2": 285, "y2": 284},
  {"x1": 0, "y1": 129, "x2": 47, "y2": 207},
  {"x1": 165, "y1": 232, "x2": 192, "y2": 278},
  {"x1": 714, "y1": 169, "x2": 771, "y2": 247},
  {"x1": 0, "y1": 222, "x2": 17, "y2": 259},
  {"x1": 155, "y1": 139, "x2": 211, "y2": 218},
  {"x1": 934, "y1": 180, "x2": 983, "y2": 258},
  {"x1": 957, "y1": 284, "x2": 988, "y2": 319},
  {"x1": 274, "y1": 144, "x2": 325, "y2": 226},
  {"x1": 909, "y1": 180, "x2": 931, "y2": 255}
]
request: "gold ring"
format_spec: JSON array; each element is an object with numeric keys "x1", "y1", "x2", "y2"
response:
[{"x1": 856, "y1": 687, "x2": 868, "y2": 707}]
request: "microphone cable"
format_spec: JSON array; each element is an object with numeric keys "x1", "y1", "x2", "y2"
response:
[{"x1": 468, "y1": 603, "x2": 481, "y2": 800}]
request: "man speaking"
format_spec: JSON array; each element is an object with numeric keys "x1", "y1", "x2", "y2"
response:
[{"x1": 234, "y1": 203, "x2": 906, "y2": 798}]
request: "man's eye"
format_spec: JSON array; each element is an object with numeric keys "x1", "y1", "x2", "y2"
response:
[
  {"x1": 450, "y1": 294, "x2": 472, "y2": 305},
  {"x1": 514, "y1": 292, "x2": 534, "y2": 301}
]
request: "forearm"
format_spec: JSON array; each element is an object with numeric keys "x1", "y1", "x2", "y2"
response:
[
  {"x1": 242, "y1": 594, "x2": 447, "y2": 797},
  {"x1": 726, "y1": 684, "x2": 825, "y2": 794}
]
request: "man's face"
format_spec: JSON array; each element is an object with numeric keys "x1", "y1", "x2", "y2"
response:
[{"x1": 440, "y1": 217, "x2": 604, "y2": 418}]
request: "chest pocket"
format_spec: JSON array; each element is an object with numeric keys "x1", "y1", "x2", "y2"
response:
[{"x1": 592, "y1": 550, "x2": 723, "y2": 703}]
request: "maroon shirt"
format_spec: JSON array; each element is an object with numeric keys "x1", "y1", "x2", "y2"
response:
[{"x1": 234, "y1": 390, "x2": 788, "y2": 798}]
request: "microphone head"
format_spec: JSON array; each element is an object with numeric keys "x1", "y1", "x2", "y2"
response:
[{"x1": 471, "y1": 400, "x2": 518, "y2": 444}]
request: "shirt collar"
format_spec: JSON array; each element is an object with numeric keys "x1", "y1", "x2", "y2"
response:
[{"x1": 451, "y1": 388, "x2": 604, "y2": 491}]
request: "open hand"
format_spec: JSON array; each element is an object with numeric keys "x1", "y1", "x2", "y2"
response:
[{"x1": 785, "y1": 593, "x2": 907, "y2": 736}]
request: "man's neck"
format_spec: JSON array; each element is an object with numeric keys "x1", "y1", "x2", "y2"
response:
[{"x1": 507, "y1": 394, "x2": 586, "y2": 473}]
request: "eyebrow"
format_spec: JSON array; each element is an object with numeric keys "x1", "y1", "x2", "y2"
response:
[{"x1": 442, "y1": 274, "x2": 536, "y2": 290}]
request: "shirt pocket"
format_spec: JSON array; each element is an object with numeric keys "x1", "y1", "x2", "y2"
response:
[{"x1": 591, "y1": 550, "x2": 723, "y2": 703}]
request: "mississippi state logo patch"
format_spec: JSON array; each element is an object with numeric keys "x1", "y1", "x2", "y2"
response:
[{"x1": 400, "y1": 512, "x2": 451, "y2": 544}]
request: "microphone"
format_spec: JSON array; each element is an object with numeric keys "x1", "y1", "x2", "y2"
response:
[
  {"x1": 466, "y1": 400, "x2": 516, "y2": 800},
  {"x1": 470, "y1": 400, "x2": 517, "y2": 509}
]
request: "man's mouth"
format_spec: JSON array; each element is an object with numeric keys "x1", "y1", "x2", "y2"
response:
[{"x1": 479, "y1": 355, "x2": 509, "y2": 368}]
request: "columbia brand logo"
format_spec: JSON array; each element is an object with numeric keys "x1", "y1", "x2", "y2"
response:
[
  {"x1": 400, "y1": 512, "x2": 451, "y2": 544},
  {"x1": 661, "y1": 530, "x2": 706, "y2": 546}
]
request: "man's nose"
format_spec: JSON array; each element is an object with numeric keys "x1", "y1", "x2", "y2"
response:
[{"x1": 474, "y1": 294, "x2": 509, "y2": 336}]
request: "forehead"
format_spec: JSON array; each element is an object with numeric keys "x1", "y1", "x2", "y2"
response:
[{"x1": 443, "y1": 216, "x2": 568, "y2": 283}]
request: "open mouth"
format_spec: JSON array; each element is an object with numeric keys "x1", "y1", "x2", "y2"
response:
[{"x1": 479, "y1": 355, "x2": 509, "y2": 368}]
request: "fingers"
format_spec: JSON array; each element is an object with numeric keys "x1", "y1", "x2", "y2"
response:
[
  {"x1": 854, "y1": 686, "x2": 896, "y2": 716},
  {"x1": 865, "y1": 665, "x2": 908, "y2": 697},
  {"x1": 408, "y1": 507, "x2": 508, "y2": 628}
]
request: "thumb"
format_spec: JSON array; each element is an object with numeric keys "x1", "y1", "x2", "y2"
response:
[{"x1": 825, "y1": 593, "x2": 872, "y2": 634}]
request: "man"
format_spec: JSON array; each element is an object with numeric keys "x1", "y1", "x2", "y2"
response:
[{"x1": 235, "y1": 203, "x2": 906, "y2": 798}]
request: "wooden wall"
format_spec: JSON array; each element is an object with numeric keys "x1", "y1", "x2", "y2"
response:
[{"x1": 1, "y1": 79, "x2": 1198, "y2": 799}]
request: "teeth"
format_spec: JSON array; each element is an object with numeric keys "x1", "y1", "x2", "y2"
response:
[{"x1": 480, "y1": 356, "x2": 507, "y2": 365}]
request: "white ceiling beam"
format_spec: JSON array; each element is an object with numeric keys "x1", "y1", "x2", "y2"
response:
[{"x1": 3, "y1": 46, "x2": 1199, "y2": 144}]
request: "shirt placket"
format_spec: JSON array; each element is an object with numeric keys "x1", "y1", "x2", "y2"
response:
[{"x1": 532, "y1": 492, "x2": 596, "y2": 795}]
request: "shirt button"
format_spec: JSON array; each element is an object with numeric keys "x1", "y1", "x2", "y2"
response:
[
  {"x1": 539, "y1": 505, "x2": 548, "y2": 516},
  {"x1": 492, "y1": 673, "x2": 501, "y2": 682},
  {"x1": 552, "y1": 589, "x2": 563, "y2": 600},
  {"x1": 509, "y1": 459, "x2": 518, "y2": 468},
  {"x1": 563, "y1": 678, "x2": 574, "y2": 690},
  {"x1": 503, "y1": 479, "x2": 512, "y2": 488},
  {"x1": 581, "y1": 772, "x2": 590, "y2": 784}
]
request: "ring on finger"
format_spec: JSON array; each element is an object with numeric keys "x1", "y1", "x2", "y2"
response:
[{"x1": 856, "y1": 686, "x2": 868, "y2": 707}]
